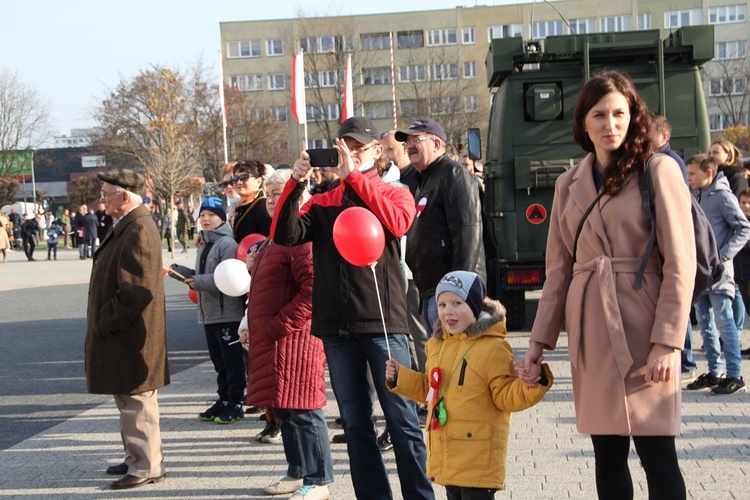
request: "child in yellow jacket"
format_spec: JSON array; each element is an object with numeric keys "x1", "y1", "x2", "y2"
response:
[{"x1": 386, "y1": 270, "x2": 553, "y2": 498}]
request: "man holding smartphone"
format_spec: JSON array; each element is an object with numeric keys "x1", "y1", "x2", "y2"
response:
[{"x1": 273, "y1": 117, "x2": 434, "y2": 500}]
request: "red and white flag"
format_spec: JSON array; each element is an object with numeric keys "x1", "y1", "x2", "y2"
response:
[
  {"x1": 291, "y1": 51, "x2": 306, "y2": 125},
  {"x1": 341, "y1": 55, "x2": 353, "y2": 122}
]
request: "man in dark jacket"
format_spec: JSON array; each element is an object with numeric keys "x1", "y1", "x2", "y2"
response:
[
  {"x1": 175, "y1": 200, "x2": 190, "y2": 252},
  {"x1": 274, "y1": 117, "x2": 433, "y2": 500},
  {"x1": 95, "y1": 201, "x2": 113, "y2": 242},
  {"x1": 20, "y1": 214, "x2": 39, "y2": 261},
  {"x1": 398, "y1": 119, "x2": 486, "y2": 336},
  {"x1": 83, "y1": 207, "x2": 99, "y2": 258},
  {"x1": 85, "y1": 169, "x2": 169, "y2": 490}
]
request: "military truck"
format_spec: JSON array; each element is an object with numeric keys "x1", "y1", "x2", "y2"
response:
[{"x1": 472, "y1": 25, "x2": 714, "y2": 330}]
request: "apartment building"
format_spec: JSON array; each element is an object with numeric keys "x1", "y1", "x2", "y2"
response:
[{"x1": 220, "y1": 0, "x2": 749, "y2": 157}]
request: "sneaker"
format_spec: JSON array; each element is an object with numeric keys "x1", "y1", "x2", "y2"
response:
[
  {"x1": 377, "y1": 429, "x2": 393, "y2": 453},
  {"x1": 289, "y1": 485, "x2": 331, "y2": 500},
  {"x1": 198, "y1": 401, "x2": 226, "y2": 421},
  {"x1": 741, "y1": 347, "x2": 750, "y2": 358},
  {"x1": 255, "y1": 419, "x2": 277, "y2": 442},
  {"x1": 260, "y1": 420, "x2": 282, "y2": 443},
  {"x1": 215, "y1": 403, "x2": 244, "y2": 424},
  {"x1": 711, "y1": 376, "x2": 747, "y2": 395},
  {"x1": 263, "y1": 475, "x2": 303, "y2": 495},
  {"x1": 417, "y1": 405, "x2": 428, "y2": 427},
  {"x1": 686, "y1": 372, "x2": 722, "y2": 391},
  {"x1": 680, "y1": 370, "x2": 696, "y2": 383}
]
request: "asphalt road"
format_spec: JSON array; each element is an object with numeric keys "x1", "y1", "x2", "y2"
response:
[{"x1": 0, "y1": 278, "x2": 210, "y2": 451}]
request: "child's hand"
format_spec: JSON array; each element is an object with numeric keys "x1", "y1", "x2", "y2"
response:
[
  {"x1": 246, "y1": 246, "x2": 258, "y2": 273},
  {"x1": 184, "y1": 277, "x2": 195, "y2": 289},
  {"x1": 385, "y1": 358, "x2": 399, "y2": 383}
]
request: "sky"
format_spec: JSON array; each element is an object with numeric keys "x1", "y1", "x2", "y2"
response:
[{"x1": 1, "y1": 0, "x2": 519, "y2": 144}]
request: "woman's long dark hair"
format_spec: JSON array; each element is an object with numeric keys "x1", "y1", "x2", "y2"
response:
[{"x1": 573, "y1": 70, "x2": 655, "y2": 195}]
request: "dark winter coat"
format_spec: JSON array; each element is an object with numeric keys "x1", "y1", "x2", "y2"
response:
[
  {"x1": 246, "y1": 240, "x2": 327, "y2": 410},
  {"x1": 232, "y1": 195, "x2": 272, "y2": 243},
  {"x1": 405, "y1": 154, "x2": 486, "y2": 298},
  {"x1": 85, "y1": 204, "x2": 170, "y2": 395}
]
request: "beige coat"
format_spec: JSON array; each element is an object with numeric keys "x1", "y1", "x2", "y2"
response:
[{"x1": 531, "y1": 153, "x2": 695, "y2": 436}]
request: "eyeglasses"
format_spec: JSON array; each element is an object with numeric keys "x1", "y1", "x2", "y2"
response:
[
  {"x1": 349, "y1": 143, "x2": 376, "y2": 155},
  {"x1": 221, "y1": 180, "x2": 234, "y2": 188},
  {"x1": 230, "y1": 173, "x2": 252, "y2": 184},
  {"x1": 100, "y1": 190, "x2": 122, "y2": 199},
  {"x1": 404, "y1": 136, "x2": 434, "y2": 147}
]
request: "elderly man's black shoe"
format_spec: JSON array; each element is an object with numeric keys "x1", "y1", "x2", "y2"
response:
[
  {"x1": 110, "y1": 473, "x2": 166, "y2": 490},
  {"x1": 106, "y1": 463, "x2": 128, "y2": 475}
]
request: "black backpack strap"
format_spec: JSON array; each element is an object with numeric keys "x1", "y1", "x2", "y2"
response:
[
  {"x1": 574, "y1": 191, "x2": 604, "y2": 263},
  {"x1": 636, "y1": 155, "x2": 658, "y2": 289}
]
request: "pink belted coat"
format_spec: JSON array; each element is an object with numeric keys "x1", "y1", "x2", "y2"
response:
[{"x1": 530, "y1": 153, "x2": 695, "y2": 436}]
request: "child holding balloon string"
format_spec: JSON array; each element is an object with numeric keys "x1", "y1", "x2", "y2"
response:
[
  {"x1": 182, "y1": 197, "x2": 248, "y2": 424},
  {"x1": 385, "y1": 270, "x2": 553, "y2": 499}
]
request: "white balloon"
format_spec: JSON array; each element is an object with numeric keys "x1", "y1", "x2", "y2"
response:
[{"x1": 214, "y1": 259, "x2": 251, "y2": 296}]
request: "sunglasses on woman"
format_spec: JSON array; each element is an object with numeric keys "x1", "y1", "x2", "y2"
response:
[{"x1": 228, "y1": 173, "x2": 252, "y2": 185}]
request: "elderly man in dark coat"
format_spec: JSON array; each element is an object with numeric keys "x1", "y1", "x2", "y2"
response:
[{"x1": 85, "y1": 168, "x2": 170, "y2": 490}]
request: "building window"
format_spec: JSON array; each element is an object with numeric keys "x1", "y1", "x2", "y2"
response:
[
  {"x1": 397, "y1": 31, "x2": 424, "y2": 49},
  {"x1": 462, "y1": 27, "x2": 475, "y2": 44},
  {"x1": 306, "y1": 105, "x2": 325, "y2": 122},
  {"x1": 227, "y1": 40, "x2": 261, "y2": 58},
  {"x1": 569, "y1": 18, "x2": 597, "y2": 34},
  {"x1": 734, "y1": 77, "x2": 749, "y2": 95},
  {"x1": 429, "y1": 63, "x2": 459, "y2": 81},
  {"x1": 231, "y1": 74, "x2": 263, "y2": 91},
  {"x1": 488, "y1": 24, "x2": 523, "y2": 40},
  {"x1": 601, "y1": 15, "x2": 633, "y2": 32},
  {"x1": 248, "y1": 108, "x2": 265, "y2": 121},
  {"x1": 637, "y1": 13, "x2": 652, "y2": 30},
  {"x1": 664, "y1": 9, "x2": 702, "y2": 29},
  {"x1": 324, "y1": 104, "x2": 340, "y2": 121},
  {"x1": 427, "y1": 28, "x2": 458, "y2": 46},
  {"x1": 399, "y1": 65, "x2": 426, "y2": 83},
  {"x1": 307, "y1": 138, "x2": 328, "y2": 149},
  {"x1": 463, "y1": 61, "x2": 477, "y2": 79},
  {"x1": 710, "y1": 79, "x2": 730, "y2": 96},
  {"x1": 430, "y1": 97, "x2": 461, "y2": 115},
  {"x1": 709, "y1": 5, "x2": 747, "y2": 24},
  {"x1": 341, "y1": 35, "x2": 354, "y2": 52},
  {"x1": 400, "y1": 98, "x2": 428, "y2": 116},
  {"x1": 362, "y1": 67, "x2": 392, "y2": 85},
  {"x1": 532, "y1": 20, "x2": 564, "y2": 38},
  {"x1": 708, "y1": 113, "x2": 748, "y2": 131},
  {"x1": 266, "y1": 39, "x2": 283, "y2": 56},
  {"x1": 465, "y1": 95, "x2": 479, "y2": 113},
  {"x1": 268, "y1": 73, "x2": 285, "y2": 90},
  {"x1": 299, "y1": 36, "x2": 336, "y2": 54},
  {"x1": 305, "y1": 70, "x2": 338, "y2": 88},
  {"x1": 716, "y1": 40, "x2": 747, "y2": 59},
  {"x1": 361, "y1": 32, "x2": 390, "y2": 51},
  {"x1": 271, "y1": 106, "x2": 287, "y2": 123},
  {"x1": 364, "y1": 101, "x2": 391, "y2": 119}
]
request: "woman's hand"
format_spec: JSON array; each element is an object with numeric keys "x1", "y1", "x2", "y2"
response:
[
  {"x1": 245, "y1": 246, "x2": 258, "y2": 273},
  {"x1": 184, "y1": 277, "x2": 195, "y2": 289},
  {"x1": 520, "y1": 341, "x2": 544, "y2": 375},
  {"x1": 645, "y1": 343, "x2": 677, "y2": 383}
]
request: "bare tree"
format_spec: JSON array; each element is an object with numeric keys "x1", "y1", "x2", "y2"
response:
[
  {"x1": 0, "y1": 69, "x2": 52, "y2": 206},
  {"x1": 704, "y1": 57, "x2": 750, "y2": 130},
  {"x1": 67, "y1": 177, "x2": 102, "y2": 208},
  {"x1": 94, "y1": 65, "x2": 211, "y2": 258}
]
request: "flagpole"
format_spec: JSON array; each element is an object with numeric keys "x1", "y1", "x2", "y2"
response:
[
  {"x1": 218, "y1": 50, "x2": 229, "y2": 165},
  {"x1": 389, "y1": 32, "x2": 397, "y2": 130},
  {"x1": 342, "y1": 55, "x2": 353, "y2": 122},
  {"x1": 292, "y1": 49, "x2": 309, "y2": 150}
]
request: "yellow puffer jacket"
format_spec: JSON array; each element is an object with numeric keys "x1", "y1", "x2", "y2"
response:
[{"x1": 389, "y1": 298, "x2": 553, "y2": 490}]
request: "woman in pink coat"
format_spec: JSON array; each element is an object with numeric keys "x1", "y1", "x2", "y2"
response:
[
  {"x1": 240, "y1": 168, "x2": 333, "y2": 500},
  {"x1": 521, "y1": 71, "x2": 695, "y2": 499}
]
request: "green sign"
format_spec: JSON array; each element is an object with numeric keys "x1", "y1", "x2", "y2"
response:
[{"x1": 0, "y1": 152, "x2": 33, "y2": 176}]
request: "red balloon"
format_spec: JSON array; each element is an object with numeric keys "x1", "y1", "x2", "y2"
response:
[
  {"x1": 188, "y1": 288, "x2": 198, "y2": 304},
  {"x1": 237, "y1": 233, "x2": 267, "y2": 260},
  {"x1": 332, "y1": 207, "x2": 385, "y2": 267}
]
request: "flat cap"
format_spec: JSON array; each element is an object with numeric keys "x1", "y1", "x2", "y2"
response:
[{"x1": 97, "y1": 169, "x2": 146, "y2": 193}]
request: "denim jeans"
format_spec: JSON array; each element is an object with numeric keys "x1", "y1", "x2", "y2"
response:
[
  {"x1": 204, "y1": 322, "x2": 246, "y2": 404},
  {"x1": 272, "y1": 408, "x2": 334, "y2": 485},
  {"x1": 695, "y1": 292, "x2": 742, "y2": 379},
  {"x1": 323, "y1": 333, "x2": 434, "y2": 500},
  {"x1": 733, "y1": 283, "x2": 745, "y2": 331},
  {"x1": 420, "y1": 295, "x2": 438, "y2": 337},
  {"x1": 681, "y1": 319, "x2": 696, "y2": 372}
]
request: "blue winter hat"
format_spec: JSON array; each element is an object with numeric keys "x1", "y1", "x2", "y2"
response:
[
  {"x1": 435, "y1": 271, "x2": 487, "y2": 320},
  {"x1": 199, "y1": 197, "x2": 227, "y2": 221}
]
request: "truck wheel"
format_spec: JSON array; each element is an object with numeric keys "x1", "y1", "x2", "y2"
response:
[{"x1": 501, "y1": 290, "x2": 526, "y2": 331}]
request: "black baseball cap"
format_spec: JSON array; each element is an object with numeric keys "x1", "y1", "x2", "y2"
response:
[
  {"x1": 337, "y1": 117, "x2": 380, "y2": 144},
  {"x1": 394, "y1": 119, "x2": 447, "y2": 143}
]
